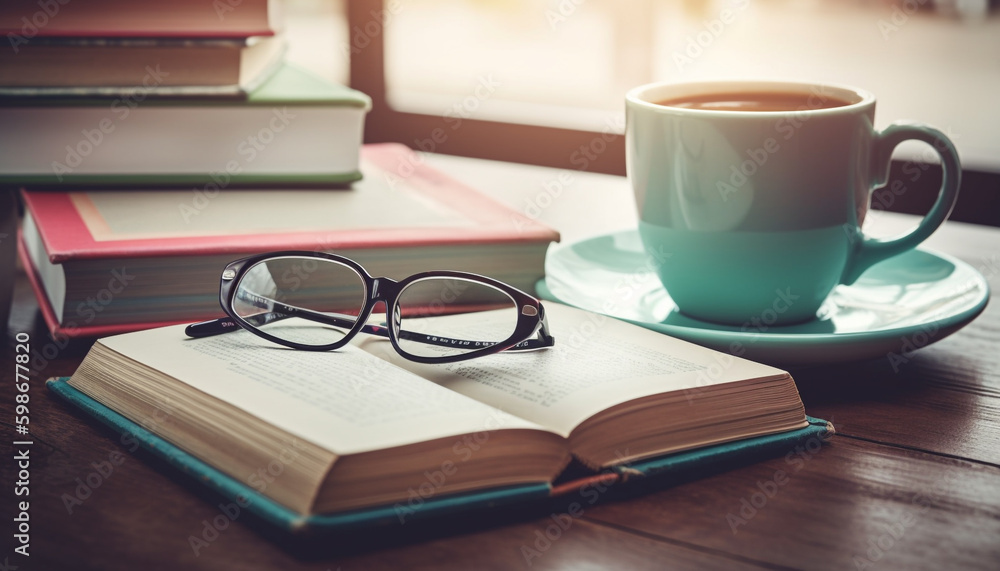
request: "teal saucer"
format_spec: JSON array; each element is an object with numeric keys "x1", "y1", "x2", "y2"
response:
[{"x1": 537, "y1": 230, "x2": 990, "y2": 366}]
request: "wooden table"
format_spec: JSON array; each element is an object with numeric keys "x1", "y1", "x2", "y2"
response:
[{"x1": 2, "y1": 155, "x2": 999, "y2": 570}]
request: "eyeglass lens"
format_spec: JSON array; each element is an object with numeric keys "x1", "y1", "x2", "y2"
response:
[
  {"x1": 232, "y1": 256, "x2": 367, "y2": 347},
  {"x1": 394, "y1": 277, "x2": 520, "y2": 359}
]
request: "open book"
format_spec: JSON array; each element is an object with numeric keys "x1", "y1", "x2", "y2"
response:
[{"x1": 66, "y1": 303, "x2": 809, "y2": 516}]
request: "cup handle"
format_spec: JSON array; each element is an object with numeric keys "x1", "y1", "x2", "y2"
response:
[{"x1": 840, "y1": 122, "x2": 961, "y2": 285}]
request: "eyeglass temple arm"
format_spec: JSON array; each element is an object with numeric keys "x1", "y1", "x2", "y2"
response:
[
  {"x1": 184, "y1": 316, "x2": 243, "y2": 338},
  {"x1": 185, "y1": 288, "x2": 388, "y2": 339},
  {"x1": 185, "y1": 290, "x2": 554, "y2": 352},
  {"x1": 185, "y1": 311, "x2": 391, "y2": 340},
  {"x1": 398, "y1": 304, "x2": 555, "y2": 351}
]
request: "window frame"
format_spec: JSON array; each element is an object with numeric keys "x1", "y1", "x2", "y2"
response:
[{"x1": 347, "y1": 0, "x2": 626, "y2": 176}]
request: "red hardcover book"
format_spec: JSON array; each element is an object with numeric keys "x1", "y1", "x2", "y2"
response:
[
  {"x1": 1, "y1": 0, "x2": 280, "y2": 39},
  {"x1": 19, "y1": 144, "x2": 560, "y2": 338}
]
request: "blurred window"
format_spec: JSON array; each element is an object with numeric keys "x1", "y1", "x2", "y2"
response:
[
  {"x1": 292, "y1": 0, "x2": 997, "y2": 175},
  {"x1": 378, "y1": 0, "x2": 998, "y2": 170}
]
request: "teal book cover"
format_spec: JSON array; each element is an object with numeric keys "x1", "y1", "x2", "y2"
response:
[{"x1": 46, "y1": 377, "x2": 833, "y2": 536}]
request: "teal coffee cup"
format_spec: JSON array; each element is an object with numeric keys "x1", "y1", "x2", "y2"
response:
[{"x1": 626, "y1": 80, "x2": 960, "y2": 325}]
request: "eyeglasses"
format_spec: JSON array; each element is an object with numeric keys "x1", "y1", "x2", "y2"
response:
[{"x1": 185, "y1": 251, "x2": 555, "y2": 364}]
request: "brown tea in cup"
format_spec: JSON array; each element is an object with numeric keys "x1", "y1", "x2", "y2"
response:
[{"x1": 656, "y1": 91, "x2": 853, "y2": 112}]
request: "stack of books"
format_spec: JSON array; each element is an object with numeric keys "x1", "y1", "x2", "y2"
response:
[
  {"x1": 4, "y1": 2, "x2": 561, "y2": 338},
  {"x1": 0, "y1": 0, "x2": 286, "y2": 99},
  {"x1": 0, "y1": 0, "x2": 371, "y2": 187}
]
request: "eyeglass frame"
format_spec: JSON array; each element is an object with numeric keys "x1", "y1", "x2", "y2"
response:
[{"x1": 185, "y1": 250, "x2": 555, "y2": 364}]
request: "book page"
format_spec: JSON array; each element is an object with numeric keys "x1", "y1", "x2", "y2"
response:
[
  {"x1": 358, "y1": 303, "x2": 788, "y2": 437},
  {"x1": 99, "y1": 324, "x2": 552, "y2": 455}
]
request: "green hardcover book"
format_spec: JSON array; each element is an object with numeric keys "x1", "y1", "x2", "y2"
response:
[
  {"x1": 0, "y1": 65, "x2": 371, "y2": 187},
  {"x1": 47, "y1": 302, "x2": 833, "y2": 536}
]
